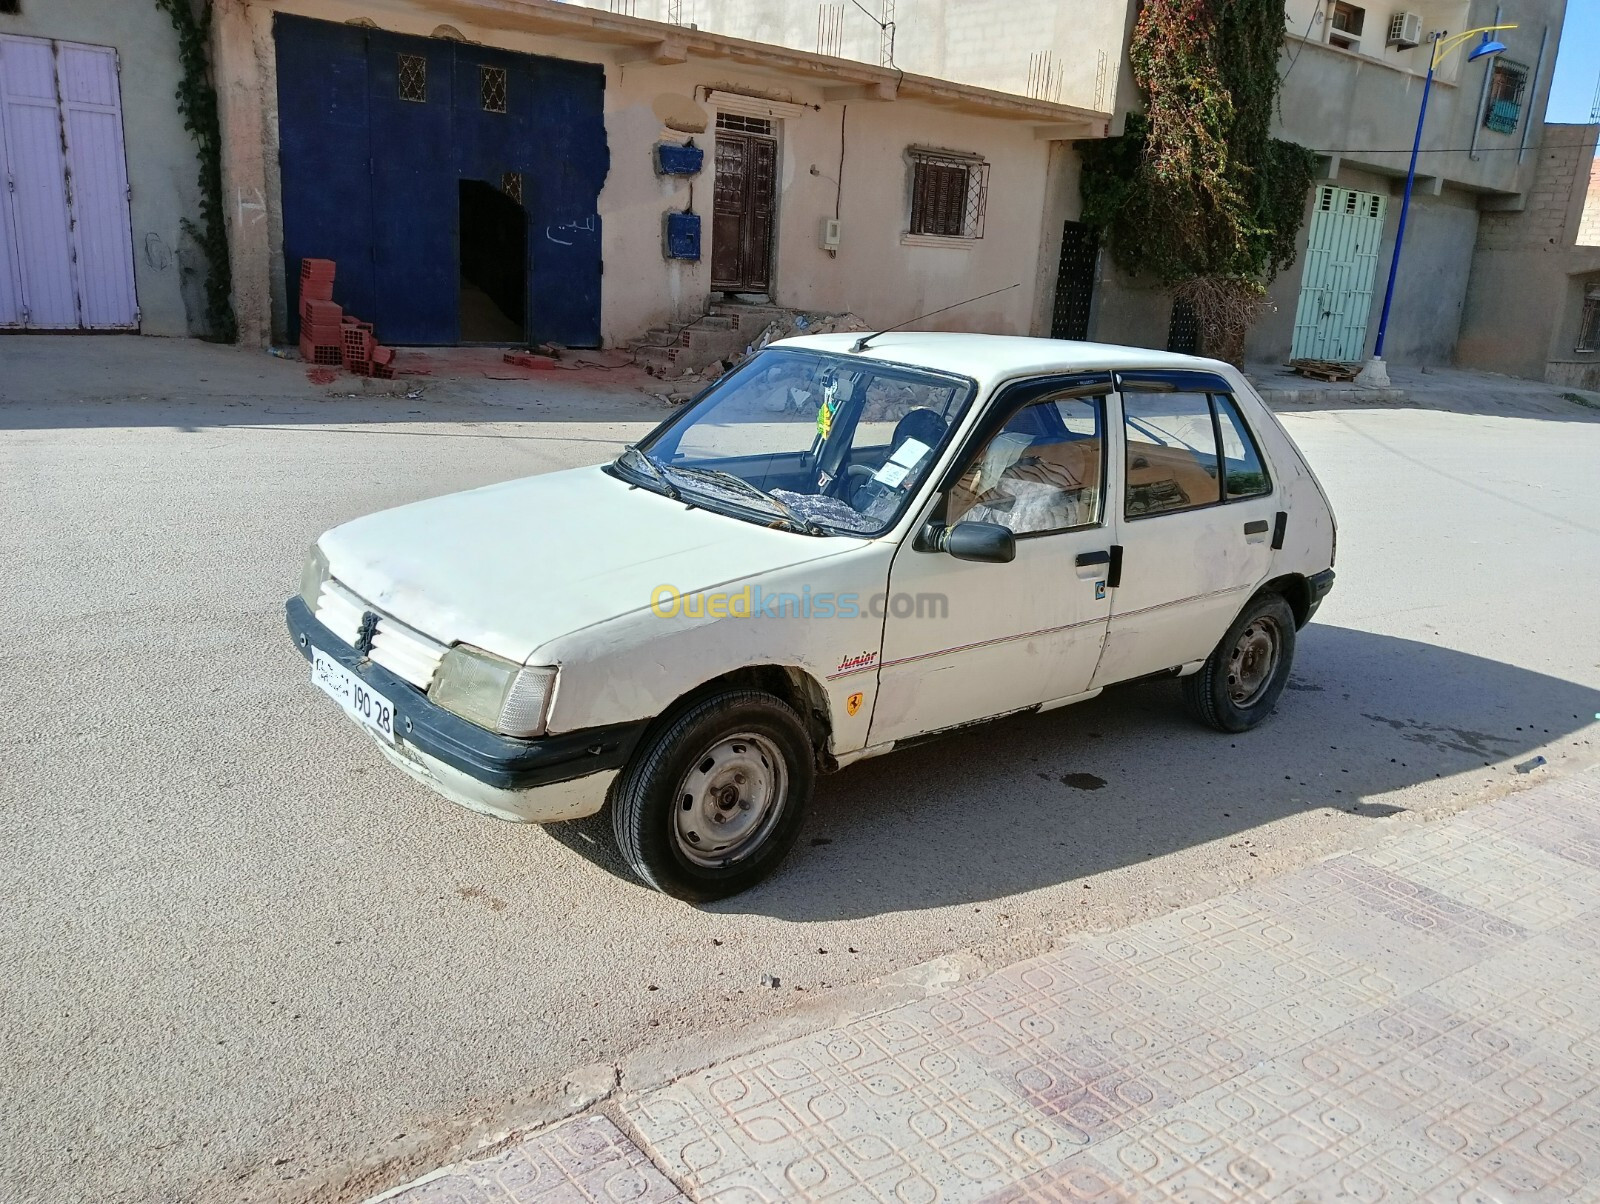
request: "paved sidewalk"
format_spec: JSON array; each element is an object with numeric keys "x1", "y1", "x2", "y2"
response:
[{"x1": 378, "y1": 772, "x2": 1600, "y2": 1203}]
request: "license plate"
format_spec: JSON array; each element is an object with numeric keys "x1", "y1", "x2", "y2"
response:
[{"x1": 311, "y1": 648, "x2": 395, "y2": 744}]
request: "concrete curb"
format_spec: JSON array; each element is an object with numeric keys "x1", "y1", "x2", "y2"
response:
[{"x1": 1256, "y1": 385, "x2": 1409, "y2": 406}]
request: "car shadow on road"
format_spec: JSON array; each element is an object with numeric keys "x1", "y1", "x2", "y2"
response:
[{"x1": 549, "y1": 624, "x2": 1599, "y2": 917}]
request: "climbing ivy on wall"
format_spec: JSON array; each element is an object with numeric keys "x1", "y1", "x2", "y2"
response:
[
  {"x1": 155, "y1": 0, "x2": 236, "y2": 342},
  {"x1": 1079, "y1": 0, "x2": 1317, "y2": 362}
]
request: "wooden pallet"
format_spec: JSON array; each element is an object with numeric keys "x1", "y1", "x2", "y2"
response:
[{"x1": 1290, "y1": 358, "x2": 1359, "y2": 382}]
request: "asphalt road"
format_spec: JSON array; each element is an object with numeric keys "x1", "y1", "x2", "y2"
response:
[{"x1": 3, "y1": 343, "x2": 1599, "y2": 1204}]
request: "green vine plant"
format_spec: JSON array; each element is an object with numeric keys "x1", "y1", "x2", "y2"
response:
[
  {"x1": 1079, "y1": 0, "x2": 1317, "y2": 363},
  {"x1": 156, "y1": 0, "x2": 237, "y2": 342}
]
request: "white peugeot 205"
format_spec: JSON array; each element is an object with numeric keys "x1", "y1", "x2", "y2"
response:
[{"x1": 289, "y1": 334, "x2": 1336, "y2": 900}]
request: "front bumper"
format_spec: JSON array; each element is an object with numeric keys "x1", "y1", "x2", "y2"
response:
[{"x1": 286, "y1": 596, "x2": 646, "y2": 821}]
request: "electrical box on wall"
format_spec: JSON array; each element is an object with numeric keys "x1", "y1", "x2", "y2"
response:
[
  {"x1": 820, "y1": 217, "x2": 842, "y2": 251},
  {"x1": 654, "y1": 140, "x2": 704, "y2": 176},
  {"x1": 664, "y1": 211, "x2": 701, "y2": 260}
]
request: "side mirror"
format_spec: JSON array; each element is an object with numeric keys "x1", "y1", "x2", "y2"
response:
[{"x1": 922, "y1": 521, "x2": 1015, "y2": 563}]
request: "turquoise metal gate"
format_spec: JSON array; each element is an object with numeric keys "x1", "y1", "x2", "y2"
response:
[{"x1": 1290, "y1": 186, "x2": 1387, "y2": 363}]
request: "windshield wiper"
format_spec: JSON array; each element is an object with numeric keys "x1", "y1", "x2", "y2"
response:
[
  {"x1": 618, "y1": 445, "x2": 680, "y2": 501},
  {"x1": 668, "y1": 466, "x2": 828, "y2": 536}
]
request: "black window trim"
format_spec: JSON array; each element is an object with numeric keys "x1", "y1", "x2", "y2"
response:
[
  {"x1": 932, "y1": 373, "x2": 1113, "y2": 540},
  {"x1": 1117, "y1": 379, "x2": 1275, "y2": 522}
]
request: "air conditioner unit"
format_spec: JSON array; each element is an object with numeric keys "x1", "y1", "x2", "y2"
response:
[{"x1": 1388, "y1": 11, "x2": 1423, "y2": 49}]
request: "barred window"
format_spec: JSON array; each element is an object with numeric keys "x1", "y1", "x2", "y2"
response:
[
  {"x1": 397, "y1": 53, "x2": 427, "y2": 103},
  {"x1": 908, "y1": 149, "x2": 988, "y2": 239},
  {"x1": 1483, "y1": 59, "x2": 1528, "y2": 135},
  {"x1": 481, "y1": 66, "x2": 507, "y2": 114},
  {"x1": 0, "y1": 0, "x2": 20, "y2": 13},
  {"x1": 1578, "y1": 283, "x2": 1600, "y2": 354}
]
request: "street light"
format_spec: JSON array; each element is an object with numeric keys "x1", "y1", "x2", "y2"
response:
[{"x1": 1355, "y1": 25, "x2": 1516, "y2": 387}]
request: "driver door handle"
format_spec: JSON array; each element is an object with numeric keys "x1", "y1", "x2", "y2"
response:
[{"x1": 1075, "y1": 550, "x2": 1111, "y2": 567}]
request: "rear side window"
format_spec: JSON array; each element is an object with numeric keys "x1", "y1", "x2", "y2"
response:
[
  {"x1": 1123, "y1": 392, "x2": 1220, "y2": 517},
  {"x1": 1122, "y1": 389, "x2": 1272, "y2": 518},
  {"x1": 1215, "y1": 394, "x2": 1271, "y2": 499}
]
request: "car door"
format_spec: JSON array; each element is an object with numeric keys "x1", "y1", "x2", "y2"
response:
[
  {"x1": 868, "y1": 375, "x2": 1116, "y2": 746},
  {"x1": 1092, "y1": 371, "x2": 1279, "y2": 688}
]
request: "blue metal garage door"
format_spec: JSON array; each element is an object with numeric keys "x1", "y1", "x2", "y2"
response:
[{"x1": 274, "y1": 15, "x2": 608, "y2": 347}]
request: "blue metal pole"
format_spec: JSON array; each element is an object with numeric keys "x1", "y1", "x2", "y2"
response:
[{"x1": 1371, "y1": 54, "x2": 1436, "y2": 360}]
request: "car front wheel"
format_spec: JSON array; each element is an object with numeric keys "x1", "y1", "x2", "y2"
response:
[
  {"x1": 611, "y1": 690, "x2": 815, "y2": 901},
  {"x1": 1182, "y1": 592, "x2": 1297, "y2": 733}
]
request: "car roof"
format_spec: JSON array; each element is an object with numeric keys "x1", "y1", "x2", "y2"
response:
[{"x1": 772, "y1": 332, "x2": 1236, "y2": 392}]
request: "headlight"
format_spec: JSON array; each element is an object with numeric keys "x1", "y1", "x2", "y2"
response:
[
  {"x1": 430, "y1": 644, "x2": 557, "y2": 738},
  {"x1": 299, "y1": 543, "x2": 329, "y2": 610}
]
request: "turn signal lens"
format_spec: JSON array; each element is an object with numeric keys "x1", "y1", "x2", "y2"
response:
[
  {"x1": 499, "y1": 667, "x2": 557, "y2": 738},
  {"x1": 299, "y1": 544, "x2": 330, "y2": 610}
]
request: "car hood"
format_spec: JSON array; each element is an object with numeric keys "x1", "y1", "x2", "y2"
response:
[{"x1": 319, "y1": 465, "x2": 859, "y2": 662}]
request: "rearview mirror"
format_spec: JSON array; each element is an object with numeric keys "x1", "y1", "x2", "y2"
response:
[{"x1": 922, "y1": 521, "x2": 1015, "y2": 564}]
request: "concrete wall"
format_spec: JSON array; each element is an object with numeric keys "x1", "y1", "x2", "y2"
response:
[
  {"x1": 1459, "y1": 125, "x2": 1600, "y2": 382},
  {"x1": 213, "y1": 0, "x2": 1062, "y2": 348},
  {"x1": 1231, "y1": 0, "x2": 1565, "y2": 366},
  {"x1": 561, "y1": 0, "x2": 1131, "y2": 117},
  {"x1": 1, "y1": 0, "x2": 210, "y2": 336},
  {"x1": 1277, "y1": 0, "x2": 1565, "y2": 199}
]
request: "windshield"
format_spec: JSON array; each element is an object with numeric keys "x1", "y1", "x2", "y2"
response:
[{"x1": 620, "y1": 348, "x2": 975, "y2": 537}]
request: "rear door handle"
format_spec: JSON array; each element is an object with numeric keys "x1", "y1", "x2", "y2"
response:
[
  {"x1": 1075, "y1": 550, "x2": 1111, "y2": 567},
  {"x1": 1244, "y1": 520, "x2": 1269, "y2": 536}
]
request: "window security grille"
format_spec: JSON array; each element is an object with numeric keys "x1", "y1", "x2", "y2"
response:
[
  {"x1": 1578, "y1": 283, "x2": 1600, "y2": 354},
  {"x1": 481, "y1": 66, "x2": 507, "y2": 114},
  {"x1": 502, "y1": 172, "x2": 523, "y2": 205},
  {"x1": 1484, "y1": 60, "x2": 1528, "y2": 135},
  {"x1": 397, "y1": 54, "x2": 427, "y2": 103},
  {"x1": 908, "y1": 149, "x2": 988, "y2": 239},
  {"x1": 716, "y1": 113, "x2": 773, "y2": 136}
]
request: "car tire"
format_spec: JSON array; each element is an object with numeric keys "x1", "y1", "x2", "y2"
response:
[
  {"x1": 1182, "y1": 592, "x2": 1298, "y2": 733},
  {"x1": 611, "y1": 690, "x2": 815, "y2": 902}
]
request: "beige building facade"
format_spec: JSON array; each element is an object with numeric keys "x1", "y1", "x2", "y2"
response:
[{"x1": 209, "y1": 0, "x2": 1113, "y2": 351}]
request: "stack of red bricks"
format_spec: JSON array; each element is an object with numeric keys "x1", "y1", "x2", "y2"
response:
[
  {"x1": 297, "y1": 258, "x2": 397, "y2": 378},
  {"x1": 298, "y1": 260, "x2": 343, "y2": 366}
]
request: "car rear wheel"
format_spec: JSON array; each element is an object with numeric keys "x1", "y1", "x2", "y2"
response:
[
  {"x1": 1182, "y1": 592, "x2": 1297, "y2": 733},
  {"x1": 611, "y1": 690, "x2": 815, "y2": 901}
]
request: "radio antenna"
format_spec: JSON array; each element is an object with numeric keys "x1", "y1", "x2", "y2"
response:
[{"x1": 850, "y1": 282, "x2": 1020, "y2": 353}]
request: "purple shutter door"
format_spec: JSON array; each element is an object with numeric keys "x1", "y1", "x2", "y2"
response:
[
  {"x1": 57, "y1": 42, "x2": 137, "y2": 329},
  {"x1": 0, "y1": 83, "x2": 25, "y2": 328},
  {"x1": 0, "y1": 34, "x2": 78, "y2": 329}
]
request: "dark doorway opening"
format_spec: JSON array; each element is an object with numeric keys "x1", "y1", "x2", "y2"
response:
[{"x1": 458, "y1": 178, "x2": 526, "y2": 343}]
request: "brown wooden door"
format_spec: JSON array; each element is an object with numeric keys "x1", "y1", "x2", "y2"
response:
[{"x1": 712, "y1": 131, "x2": 776, "y2": 293}]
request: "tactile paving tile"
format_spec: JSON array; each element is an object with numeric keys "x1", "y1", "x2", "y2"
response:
[
  {"x1": 386, "y1": 1114, "x2": 686, "y2": 1204},
  {"x1": 624, "y1": 1009, "x2": 1073, "y2": 1201}
]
